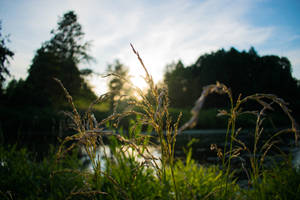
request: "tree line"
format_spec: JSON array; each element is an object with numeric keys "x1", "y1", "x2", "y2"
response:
[
  {"x1": 164, "y1": 47, "x2": 300, "y2": 111},
  {"x1": 4, "y1": 11, "x2": 96, "y2": 108},
  {"x1": 0, "y1": 11, "x2": 131, "y2": 142}
]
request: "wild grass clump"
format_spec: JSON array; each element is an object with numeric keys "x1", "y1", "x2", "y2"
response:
[
  {"x1": 49, "y1": 44, "x2": 299, "y2": 199},
  {"x1": 247, "y1": 161, "x2": 300, "y2": 200},
  {"x1": 179, "y1": 80, "x2": 299, "y2": 198},
  {"x1": 53, "y1": 44, "x2": 185, "y2": 199}
]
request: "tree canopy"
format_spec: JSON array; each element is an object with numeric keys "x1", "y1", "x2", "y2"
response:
[
  {"x1": 1, "y1": 11, "x2": 97, "y2": 137},
  {"x1": 23, "y1": 11, "x2": 95, "y2": 107},
  {"x1": 44, "y1": 11, "x2": 92, "y2": 63},
  {"x1": 106, "y1": 60, "x2": 130, "y2": 111},
  {"x1": 164, "y1": 47, "x2": 299, "y2": 109},
  {"x1": 0, "y1": 21, "x2": 14, "y2": 91}
]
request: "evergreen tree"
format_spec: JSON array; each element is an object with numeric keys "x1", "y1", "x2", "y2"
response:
[
  {"x1": 164, "y1": 47, "x2": 300, "y2": 110},
  {"x1": 0, "y1": 21, "x2": 14, "y2": 95},
  {"x1": 25, "y1": 11, "x2": 94, "y2": 107},
  {"x1": 106, "y1": 60, "x2": 129, "y2": 111}
]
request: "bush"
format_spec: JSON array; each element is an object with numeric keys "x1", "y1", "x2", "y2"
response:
[
  {"x1": 247, "y1": 163, "x2": 300, "y2": 200},
  {"x1": 0, "y1": 145, "x2": 85, "y2": 200},
  {"x1": 167, "y1": 149, "x2": 240, "y2": 200}
]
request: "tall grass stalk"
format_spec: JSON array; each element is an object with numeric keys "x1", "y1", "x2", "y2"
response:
[
  {"x1": 129, "y1": 44, "x2": 182, "y2": 199},
  {"x1": 54, "y1": 78, "x2": 133, "y2": 199},
  {"x1": 179, "y1": 82, "x2": 298, "y2": 197},
  {"x1": 54, "y1": 44, "x2": 183, "y2": 199},
  {"x1": 54, "y1": 45, "x2": 298, "y2": 199}
]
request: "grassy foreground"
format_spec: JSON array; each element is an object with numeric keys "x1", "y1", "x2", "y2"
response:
[
  {"x1": 0, "y1": 143, "x2": 299, "y2": 200},
  {"x1": 1, "y1": 45, "x2": 300, "y2": 199}
]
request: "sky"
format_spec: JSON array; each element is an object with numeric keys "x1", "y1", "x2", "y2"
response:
[{"x1": 1, "y1": 0, "x2": 300, "y2": 95}]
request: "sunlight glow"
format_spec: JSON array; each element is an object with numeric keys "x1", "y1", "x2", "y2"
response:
[{"x1": 130, "y1": 75, "x2": 148, "y2": 91}]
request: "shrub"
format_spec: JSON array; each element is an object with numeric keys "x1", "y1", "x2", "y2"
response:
[{"x1": 0, "y1": 145, "x2": 85, "y2": 200}]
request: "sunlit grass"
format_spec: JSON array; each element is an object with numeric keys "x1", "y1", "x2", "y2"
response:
[
  {"x1": 2, "y1": 44, "x2": 299, "y2": 199},
  {"x1": 54, "y1": 46, "x2": 297, "y2": 199},
  {"x1": 74, "y1": 98, "x2": 110, "y2": 112}
]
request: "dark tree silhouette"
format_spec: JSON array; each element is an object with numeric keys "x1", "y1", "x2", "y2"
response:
[
  {"x1": 24, "y1": 11, "x2": 95, "y2": 107},
  {"x1": 1, "y1": 11, "x2": 97, "y2": 140},
  {"x1": 0, "y1": 21, "x2": 14, "y2": 93},
  {"x1": 106, "y1": 60, "x2": 129, "y2": 111},
  {"x1": 164, "y1": 47, "x2": 300, "y2": 110},
  {"x1": 164, "y1": 60, "x2": 190, "y2": 107}
]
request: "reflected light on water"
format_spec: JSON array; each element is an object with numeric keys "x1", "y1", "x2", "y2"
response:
[
  {"x1": 292, "y1": 145, "x2": 300, "y2": 168},
  {"x1": 81, "y1": 145, "x2": 161, "y2": 172}
]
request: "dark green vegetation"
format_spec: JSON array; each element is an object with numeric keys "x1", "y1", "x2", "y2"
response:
[
  {"x1": 0, "y1": 21, "x2": 14, "y2": 94},
  {"x1": 0, "y1": 145, "x2": 86, "y2": 200},
  {"x1": 164, "y1": 47, "x2": 300, "y2": 129},
  {"x1": 0, "y1": 11, "x2": 99, "y2": 146},
  {"x1": 2, "y1": 144, "x2": 299, "y2": 200},
  {"x1": 165, "y1": 47, "x2": 299, "y2": 109},
  {"x1": 1, "y1": 11, "x2": 299, "y2": 140},
  {"x1": 1, "y1": 11, "x2": 300, "y2": 199}
]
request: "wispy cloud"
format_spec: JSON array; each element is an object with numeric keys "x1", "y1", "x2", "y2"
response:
[
  {"x1": 3, "y1": 0, "x2": 299, "y2": 94},
  {"x1": 77, "y1": 0, "x2": 273, "y2": 86}
]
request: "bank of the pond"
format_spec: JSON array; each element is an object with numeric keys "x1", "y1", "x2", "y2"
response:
[
  {"x1": 1, "y1": 139, "x2": 300, "y2": 199},
  {"x1": 82, "y1": 129, "x2": 300, "y2": 172}
]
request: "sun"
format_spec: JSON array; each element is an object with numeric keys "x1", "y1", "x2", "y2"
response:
[{"x1": 130, "y1": 75, "x2": 148, "y2": 91}]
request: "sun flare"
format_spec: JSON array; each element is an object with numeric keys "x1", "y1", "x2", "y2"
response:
[{"x1": 130, "y1": 75, "x2": 148, "y2": 91}]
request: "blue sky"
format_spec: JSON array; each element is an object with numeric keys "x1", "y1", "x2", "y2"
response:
[{"x1": 1, "y1": 0, "x2": 300, "y2": 94}]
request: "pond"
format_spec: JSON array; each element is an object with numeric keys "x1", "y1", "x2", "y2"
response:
[
  {"x1": 81, "y1": 145, "x2": 162, "y2": 171},
  {"x1": 81, "y1": 129, "x2": 300, "y2": 171}
]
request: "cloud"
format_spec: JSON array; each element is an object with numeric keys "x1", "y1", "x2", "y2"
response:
[
  {"x1": 77, "y1": 0, "x2": 273, "y2": 87},
  {"x1": 1, "y1": 0, "x2": 278, "y2": 94}
]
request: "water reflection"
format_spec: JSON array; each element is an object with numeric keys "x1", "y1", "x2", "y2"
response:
[
  {"x1": 80, "y1": 133, "x2": 300, "y2": 171},
  {"x1": 292, "y1": 147, "x2": 300, "y2": 168},
  {"x1": 81, "y1": 145, "x2": 162, "y2": 171}
]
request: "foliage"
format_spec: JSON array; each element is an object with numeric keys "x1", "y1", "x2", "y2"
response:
[
  {"x1": 168, "y1": 107, "x2": 228, "y2": 129},
  {"x1": 0, "y1": 145, "x2": 86, "y2": 200},
  {"x1": 23, "y1": 11, "x2": 95, "y2": 107},
  {"x1": 54, "y1": 44, "x2": 186, "y2": 199},
  {"x1": 106, "y1": 59, "x2": 130, "y2": 111},
  {"x1": 164, "y1": 47, "x2": 300, "y2": 112},
  {"x1": 1, "y1": 45, "x2": 300, "y2": 200},
  {"x1": 99, "y1": 137, "x2": 164, "y2": 200},
  {"x1": 178, "y1": 81, "x2": 298, "y2": 198},
  {"x1": 0, "y1": 140, "x2": 240, "y2": 200},
  {"x1": 47, "y1": 11, "x2": 92, "y2": 63},
  {"x1": 0, "y1": 11, "x2": 98, "y2": 142},
  {"x1": 245, "y1": 162, "x2": 300, "y2": 200},
  {"x1": 165, "y1": 147, "x2": 240, "y2": 200},
  {"x1": 0, "y1": 105, "x2": 62, "y2": 140},
  {"x1": 54, "y1": 45, "x2": 299, "y2": 200},
  {"x1": 1, "y1": 7, "x2": 299, "y2": 198},
  {"x1": 0, "y1": 21, "x2": 14, "y2": 93}
]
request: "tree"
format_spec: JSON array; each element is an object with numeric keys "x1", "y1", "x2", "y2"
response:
[
  {"x1": 5, "y1": 78, "x2": 27, "y2": 104},
  {"x1": 25, "y1": 11, "x2": 94, "y2": 107},
  {"x1": 106, "y1": 60, "x2": 129, "y2": 111},
  {"x1": 44, "y1": 11, "x2": 92, "y2": 63},
  {"x1": 164, "y1": 47, "x2": 300, "y2": 110},
  {"x1": 164, "y1": 60, "x2": 190, "y2": 107},
  {"x1": 0, "y1": 21, "x2": 14, "y2": 93}
]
